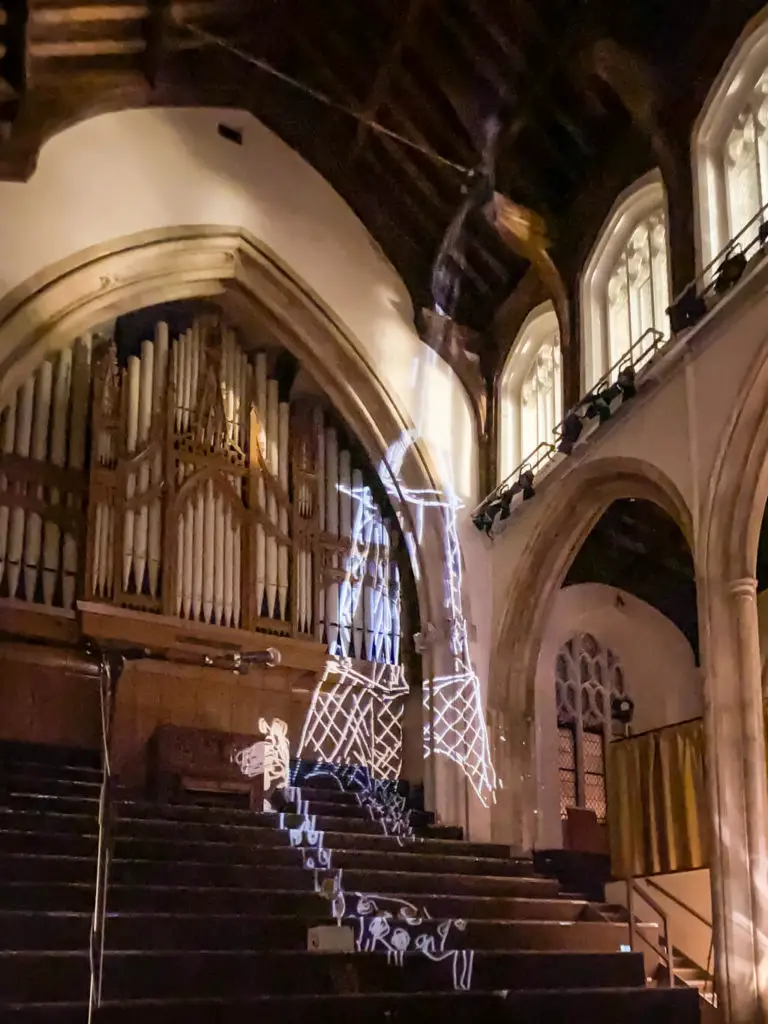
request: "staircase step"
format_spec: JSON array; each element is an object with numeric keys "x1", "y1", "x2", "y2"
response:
[
  {"x1": 94, "y1": 988, "x2": 701, "y2": 1024},
  {"x1": 0, "y1": 762, "x2": 102, "y2": 784},
  {"x1": 0, "y1": 883, "x2": 95, "y2": 912},
  {"x1": 2, "y1": 775, "x2": 101, "y2": 798},
  {"x1": 109, "y1": 834, "x2": 537, "y2": 878},
  {"x1": 0, "y1": 830, "x2": 97, "y2": 858},
  {"x1": 98, "y1": 950, "x2": 646, "y2": 1000},
  {"x1": 108, "y1": 857, "x2": 559, "y2": 898},
  {"x1": 0, "y1": 988, "x2": 703, "y2": 1024},
  {"x1": 111, "y1": 812, "x2": 514, "y2": 859},
  {"x1": 101, "y1": 883, "x2": 588, "y2": 920},
  {"x1": 292, "y1": 786, "x2": 362, "y2": 806},
  {"x1": 114, "y1": 798, "x2": 387, "y2": 836},
  {"x1": 0, "y1": 912, "x2": 90, "y2": 950},
  {"x1": 3, "y1": 794, "x2": 99, "y2": 818},
  {"x1": 0, "y1": 741, "x2": 100, "y2": 771},
  {"x1": 0, "y1": 854, "x2": 95, "y2": 884},
  {"x1": 0, "y1": 910, "x2": 634, "y2": 954},
  {"x1": 0, "y1": 949, "x2": 647, "y2": 1005}
]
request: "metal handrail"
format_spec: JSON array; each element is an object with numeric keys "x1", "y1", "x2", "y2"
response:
[
  {"x1": 669, "y1": 197, "x2": 768, "y2": 306},
  {"x1": 627, "y1": 877, "x2": 675, "y2": 988},
  {"x1": 474, "y1": 326, "x2": 666, "y2": 518},
  {"x1": 627, "y1": 877, "x2": 716, "y2": 999},
  {"x1": 87, "y1": 652, "x2": 120, "y2": 1024},
  {"x1": 645, "y1": 877, "x2": 712, "y2": 929}
]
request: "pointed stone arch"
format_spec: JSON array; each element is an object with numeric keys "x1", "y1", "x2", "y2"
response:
[
  {"x1": 488, "y1": 455, "x2": 692, "y2": 848},
  {"x1": 0, "y1": 223, "x2": 487, "y2": 832}
]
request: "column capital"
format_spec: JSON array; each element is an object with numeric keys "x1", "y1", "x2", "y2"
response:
[{"x1": 728, "y1": 576, "x2": 758, "y2": 599}]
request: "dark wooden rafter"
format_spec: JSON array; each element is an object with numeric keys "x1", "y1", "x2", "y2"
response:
[
  {"x1": 351, "y1": 0, "x2": 430, "y2": 158},
  {"x1": 0, "y1": 0, "x2": 761, "y2": 415},
  {"x1": 0, "y1": 1, "x2": 27, "y2": 127}
]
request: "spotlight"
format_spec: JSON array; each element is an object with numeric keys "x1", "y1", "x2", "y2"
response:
[
  {"x1": 519, "y1": 469, "x2": 535, "y2": 500},
  {"x1": 617, "y1": 365, "x2": 636, "y2": 399},
  {"x1": 611, "y1": 693, "x2": 635, "y2": 726},
  {"x1": 585, "y1": 388, "x2": 612, "y2": 423},
  {"x1": 472, "y1": 510, "x2": 493, "y2": 534},
  {"x1": 557, "y1": 412, "x2": 583, "y2": 456},
  {"x1": 499, "y1": 491, "x2": 513, "y2": 521},
  {"x1": 714, "y1": 248, "x2": 746, "y2": 295},
  {"x1": 759, "y1": 221, "x2": 768, "y2": 248},
  {"x1": 667, "y1": 286, "x2": 706, "y2": 333}
]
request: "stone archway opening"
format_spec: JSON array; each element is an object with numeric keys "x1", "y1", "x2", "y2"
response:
[
  {"x1": 535, "y1": 496, "x2": 699, "y2": 854},
  {"x1": 488, "y1": 457, "x2": 693, "y2": 850}
]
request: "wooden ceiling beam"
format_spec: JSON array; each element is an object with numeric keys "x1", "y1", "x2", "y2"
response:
[
  {"x1": 288, "y1": 29, "x2": 451, "y2": 247},
  {"x1": 436, "y1": 7, "x2": 513, "y2": 100},
  {"x1": 352, "y1": 0, "x2": 429, "y2": 156}
]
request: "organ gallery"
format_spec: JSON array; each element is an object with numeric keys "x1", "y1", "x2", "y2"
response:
[{"x1": 0, "y1": 303, "x2": 414, "y2": 782}]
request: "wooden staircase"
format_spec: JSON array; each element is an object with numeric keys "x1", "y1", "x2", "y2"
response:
[{"x1": 0, "y1": 742, "x2": 701, "y2": 1022}]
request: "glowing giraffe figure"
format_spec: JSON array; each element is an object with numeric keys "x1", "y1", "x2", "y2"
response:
[{"x1": 378, "y1": 431, "x2": 497, "y2": 808}]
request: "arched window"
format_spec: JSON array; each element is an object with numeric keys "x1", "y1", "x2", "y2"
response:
[
  {"x1": 498, "y1": 302, "x2": 562, "y2": 482},
  {"x1": 694, "y1": 13, "x2": 768, "y2": 273},
  {"x1": 581, "y1": 171, "x2": 671, "y2": 392},
  {"x1": 555, "y1": 632, "x2": 625, "y2": 822}
]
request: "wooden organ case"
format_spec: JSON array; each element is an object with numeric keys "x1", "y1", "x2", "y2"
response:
[{"x1": 0, "y1": 312, "x2": 413, "y2": 782}]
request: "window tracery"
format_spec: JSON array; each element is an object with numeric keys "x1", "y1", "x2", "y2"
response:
[
  {"x1": 581, "y1": 172, "x2": 670, "y2": 391},
  {"x1": 498, "y1": 303, "x2": 562, "y2": 481},
  {"x1": 695, "y1": 17, "x2": 768, "y2": 270},
  {"x1": 555, "y1": 632, "x2": 625, "y2": 822}
]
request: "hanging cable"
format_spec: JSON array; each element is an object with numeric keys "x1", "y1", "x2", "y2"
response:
[{"x1": 174, "y1": 18, "x2": 475, "y2": 177}]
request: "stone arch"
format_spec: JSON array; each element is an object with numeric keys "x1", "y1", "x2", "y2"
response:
[
  {"x1": 488, "y1": 455, "x2": 692, "y2": 847},
  {"x1": 695, "y1": 332, "x2": 768, "y2": 1024}
]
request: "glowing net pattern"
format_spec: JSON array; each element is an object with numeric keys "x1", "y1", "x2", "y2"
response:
[
  {"x1": 297, "y1": 429, "x2": 496, "y2": 808},
  {"x1": 298, "y1": 658, "x2": 408, "y2": 780}
]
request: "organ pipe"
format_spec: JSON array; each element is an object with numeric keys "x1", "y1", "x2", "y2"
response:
[{"x1": 0, "y1": 314, "x2": 406, "y2": 671}]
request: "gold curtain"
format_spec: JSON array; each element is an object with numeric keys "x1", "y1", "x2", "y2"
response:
[{"x1": 607, "y1": 719, "x2": 710, "y2": 878}]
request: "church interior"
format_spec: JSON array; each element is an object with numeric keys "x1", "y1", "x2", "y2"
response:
[{"x1": 2, "y1": 1, "x2": 768, "y2": 1021}]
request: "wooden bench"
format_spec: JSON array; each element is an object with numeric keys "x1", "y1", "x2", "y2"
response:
[{"x1": 148, "y1": 724, "x2": 266, "y2": 809}]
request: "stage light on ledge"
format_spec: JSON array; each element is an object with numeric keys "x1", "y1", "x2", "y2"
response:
[
  {"x1": 617, "y1": 364, "x2": 636, "y2": 400},
  {"x1": 557, "y1": 412, "x2": 583, "y2": 456},
  {"x1": 667, "y1": 285, "x2": 706, "y2": 333},
  {"x1": 713, "y1": 247, "x2": 747, "y2": 295},
  {"x1": 518, "y1": 469, "x2": 535, "y2": 501}
]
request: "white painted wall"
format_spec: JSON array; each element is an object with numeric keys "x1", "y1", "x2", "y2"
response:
[
  {"x1": 0, "y1": 107, "x2": 477, "y2": 504},
  {"x1": 534, "y1": 583, "x2": 702, "y2": 849}
]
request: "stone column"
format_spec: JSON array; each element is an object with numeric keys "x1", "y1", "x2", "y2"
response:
[{"x1": 704, "y1": 576, "x2": 768, "y2": 1024}]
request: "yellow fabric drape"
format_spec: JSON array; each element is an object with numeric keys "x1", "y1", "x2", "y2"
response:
[{"x1": 607, "y1": 719, "x2": 710, "y2": 878}]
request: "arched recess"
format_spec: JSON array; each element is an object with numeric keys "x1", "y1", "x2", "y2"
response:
[
  {"x1": 488, "y1": 455, "x2": 692, "y2": 848},
  {"x1": 0, "y1": 224, "x2": 490, "y2": 828}
]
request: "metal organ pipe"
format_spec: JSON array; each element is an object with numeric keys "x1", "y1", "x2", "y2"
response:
[{"x1": 0, "y1": 316, "x2": 405, "y2": 680}]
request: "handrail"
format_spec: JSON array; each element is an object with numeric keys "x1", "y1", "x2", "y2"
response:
[
  {"x1": 670, "y1": 197, "x2": 768, "y2": 305},
  {"x1": 645, "y1": 877, "x2": 712, "y2": 929},
  {"x1": 87, "y1": 651, "x2": 120, "y2": 1024},
  {"x1": 627, "y1": 876, "x2": 716, "y2": 1000},
  {"x1": 474, "y1": 326, "x2": 666, "y2": 519},
  {"x1": 476, "y1": 197, "x2": 768, "y2": 525},
  {"x1": 627, "y1": 877, "x2": 675, "y2": 988}
]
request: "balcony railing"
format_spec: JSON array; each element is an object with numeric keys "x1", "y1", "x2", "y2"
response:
[{"x1": 473, "y1": 198, "x2": 768, "y2": 533}]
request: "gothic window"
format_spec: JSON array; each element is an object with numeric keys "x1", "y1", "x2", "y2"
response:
[
  {"x1": 498, "y1": 302, "x2": 562, "y2": 482},
  {"x1": 581, "y1": 172, "x2": 670, "y2": 391},
  {"x1": 605, "y1": 214, "x2": 669, "y2": 367},
  {"x1": 555, "y1": 632, "x2": 625, "y2": 822},
  {"x1": 695, "y1": 18, "x2": 768, "y2": 272}
]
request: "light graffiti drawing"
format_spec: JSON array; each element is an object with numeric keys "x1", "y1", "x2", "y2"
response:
[
  {"x1": 232, "y1": 731, "x2": 475, "y2": 992},
  {"x1": 379, "y1": 432, "x2": 497, "y2": 808},
  {"x1": 298, "y1": 659, "x2": 408, "y2": 780},
  {"x1": 296, "y1": 428, "x2": 497, "y2": 807}
]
